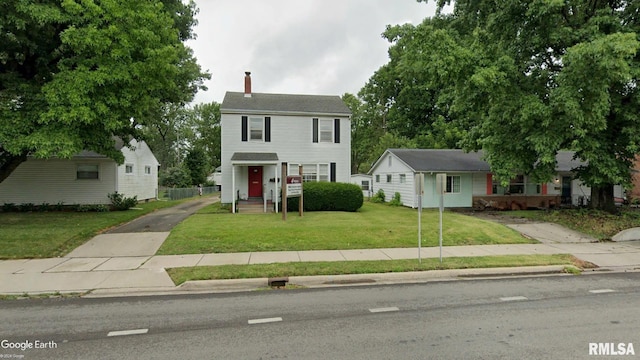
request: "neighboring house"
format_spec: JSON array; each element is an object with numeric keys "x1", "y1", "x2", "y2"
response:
[
  {"x1": 207, "y1": 166, "x2": 223, "y2": 191},
  {"x1": 630, "y1": 156, "x2": 640, "y2": 202},
  {"x1": 220, "y1": 72, "x2": 352, "y2": 213},
  {"x1": 350, "y1": 174, "x2": 373, "y2": 198},
  {"x1": 0, "y1": 139, "x2": 159, "y2": 205},
  {"x1": 368, "y1": 149, "x2": 623, "y2": 209}
]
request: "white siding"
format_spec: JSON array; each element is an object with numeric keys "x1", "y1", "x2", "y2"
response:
[
  {"x1": 221, "y1": 114, "x2": 351, "y2": 203},
  {"x1": 350, "y1": 174, "x2": 373, "y2": 198},
  {"x1": 369, "y1": 152, "x2": 416, "y2": 207},
  {"x1": 0, "y1": 158, "x2": 117, "y2": 205},
  {"x1": 116, "y1": 140, "x2": 159, "y2": 201}
]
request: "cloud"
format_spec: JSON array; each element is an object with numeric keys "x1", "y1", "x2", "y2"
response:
[{"x1": 187, "y1": 0, "x2": 439, "y2": 104}]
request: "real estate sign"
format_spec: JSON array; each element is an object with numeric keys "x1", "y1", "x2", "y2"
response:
[{"x1": 286, "y1": 176, "x2": 302, "y2": 197}]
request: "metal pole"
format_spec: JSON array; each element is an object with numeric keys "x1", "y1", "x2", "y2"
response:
[
  {"x1": 418, "y1": 194, "x2": 422, "y2": 264},
  {"x1": 439, "y1": 192, "x2": 443, "y2": 263}
]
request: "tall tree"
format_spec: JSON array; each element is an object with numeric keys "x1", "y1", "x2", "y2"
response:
[
  {"x1": 0, "y1": 0, "x2": 209, "y2": 183},
  {"x1": 413, "y1": 0, "x2": 640, "y2": 212}
]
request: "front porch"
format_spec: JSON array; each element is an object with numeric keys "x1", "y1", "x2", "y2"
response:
[{"x1": 230, "y1": 152, "x2": 280, "y2": 214}]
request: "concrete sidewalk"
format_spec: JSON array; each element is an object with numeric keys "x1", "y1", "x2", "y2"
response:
[{"x1": 2, "y1": 240, "x2": 640, "y2": 296}]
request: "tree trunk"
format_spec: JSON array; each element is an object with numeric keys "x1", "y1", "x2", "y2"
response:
[
  {"x1": 0, "y1": 152, "x2": 28, "y2": 184},
  {"x1": 589, "y1": 183, "x2": 616, "y2": 213}
]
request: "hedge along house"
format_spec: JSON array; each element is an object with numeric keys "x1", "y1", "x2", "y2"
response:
[
  {"x1": 220, "y1": 72, "x2": 352, "y2": 213},
  {"x1": 368, "y1": 149, "x2": 623, "y2": 210},
  {"x1": 0, "y1": 138, "x2": 159, "y2": 206}
]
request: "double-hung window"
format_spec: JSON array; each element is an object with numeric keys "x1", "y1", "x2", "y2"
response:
[
  {"x1": 250, "y1": 117, "x2": 263, "y2": 141},
  {"x1": 446, "y1": 175, "x2": 461, "y2": 193},
  {"x1": 77, "y1": 164, "x2": 99, "y2": 180},
  {"x1": 319, "y1": 120, "x2": 333, "y2": 142},
  {"x1": 302, "y1": 164, "x2": 317, "y2": 182},
  {"x1": 242, "y1": 116, "x2": 271, "y2": 142},
  {"x1": 125, "y1": 164, "x2": 134, "y2": 174}
]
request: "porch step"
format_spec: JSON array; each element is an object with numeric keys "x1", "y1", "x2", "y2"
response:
[{"x1": 237, "y1": 203, "x2": 274, "y2": 214}]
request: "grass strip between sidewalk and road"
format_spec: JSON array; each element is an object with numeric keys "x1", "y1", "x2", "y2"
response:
[
  {"x1": 166, "y1": 254, "x2": 583, "y2": 285},
  {"x1": 157, "y1": 202, "x2": 534, "y2": 255}
]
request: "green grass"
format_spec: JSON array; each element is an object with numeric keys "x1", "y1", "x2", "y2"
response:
[
  {"x1": 157, "y1": 202, "x2": 534, "y2": 255},
  {"x1": 0, "y1": 199, "x2": 193, "y2": 259},
  {"x1": 509, "y1": 208, "x2": 640, "y2": 240},
  {"x1": 166, "y1": 254, "x2": 580, "y2": 285}
]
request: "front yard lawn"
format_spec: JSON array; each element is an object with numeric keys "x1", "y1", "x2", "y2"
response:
[
  {"x1": 0, "y1": 199, "x2": 194, "y2": 259},
  {"x1": 156, "y1": 202, "x2": 534, "y2": 255}
]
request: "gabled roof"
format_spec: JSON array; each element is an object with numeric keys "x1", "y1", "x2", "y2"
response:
[
  {"x1": 370, "y1": 149, "x2": 584, "y2": 174},
  {"x1": 221, "y1": 92, "x2": 351, "y2": 117}
]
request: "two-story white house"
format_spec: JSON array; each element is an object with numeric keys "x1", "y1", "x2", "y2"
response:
[{"x1": 220, "y1": 72, "x2": 352, "y2": 213}]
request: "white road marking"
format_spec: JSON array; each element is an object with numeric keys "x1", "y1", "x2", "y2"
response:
[
  {"x1": 500, "y1": 296, "x2": 528, "y2": 302},
  {"x1": 369, "y1": 307, "x2": 400, "y2": 313},
  {"x1": 248, "y1": 317, "x2": 283, "y2": 325},
  {"x1": 589, "y1": 289, "x2": 616, "y2": 294},
  {"x1": 107, "y1": 328, "x2": 149, "y2": 337}
]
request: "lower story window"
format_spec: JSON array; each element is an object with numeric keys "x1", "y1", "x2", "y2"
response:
[
  {"x1": 446, "y1": 175, "x2": 461, "y2": 193},
  {"x1": 77, "y1": 164, "x2": 99, "y2": 180},
  {"x1": 361, "y1": 180, "x2": 370, "y2": 190},
  {"x1": 302, "y1": 164, "x2": 317, "y2": 182}
]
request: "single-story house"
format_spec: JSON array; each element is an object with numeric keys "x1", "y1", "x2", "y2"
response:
[
  {"x1": 0, "y1": 139, "x2": 159, "y2": 206},
  {"x1": 350, "y1": 174, "x2": 373, "y2": 198},
  {"x1": 368, "y1": 149, "x2": 623, "y2": 209}
]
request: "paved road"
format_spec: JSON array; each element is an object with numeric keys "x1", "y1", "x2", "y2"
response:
[
  {"x1": 2, "y1": 272, "x2": 638, "y2": 359},
  {"x1": 106, "y1": 195, "x2": 219, "y2": 233}
]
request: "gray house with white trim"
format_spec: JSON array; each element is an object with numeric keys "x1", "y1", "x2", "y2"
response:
[{"x1": 220, "y1": 72, "x2": 351, "y2": 212}]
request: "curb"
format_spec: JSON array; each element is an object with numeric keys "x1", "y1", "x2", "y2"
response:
[{"x1": 80, "y1": 265, "x2": 573, "y2": 298}]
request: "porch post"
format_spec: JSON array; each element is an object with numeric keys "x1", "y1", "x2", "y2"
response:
[
  {"x1": 275, "y1": 164, "x2": 279, "y2": 213},
  {"x1": 232, "y1": 165, "x2": 236, "y2": 214}
]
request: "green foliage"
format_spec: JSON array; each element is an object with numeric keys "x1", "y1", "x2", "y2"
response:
[
  {"x1": 184, "y1": 147, "x2": 211, "y2": 185},
  {"x1": 160, "y1": 167, "x2": 192, "y2": 188},
  {"x1": 370, "y1": 189, "x2": 386, "y2": 203},
  {"x1": 286, "y1": 182, "x2": 363, "y2": 212},
  {"x1": 389, "y1": 192, "x2": 403, "y2": 206},
  {"x1": 0, "y1": 0, "x2": 209, "y2": 184},
  {"x1": 108, "y1": 192, "x2": 138, "y2": 211}
]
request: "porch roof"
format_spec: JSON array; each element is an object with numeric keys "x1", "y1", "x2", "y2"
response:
[{"x1": 230, "y1": 152, "x2": 279, "y2": 164}]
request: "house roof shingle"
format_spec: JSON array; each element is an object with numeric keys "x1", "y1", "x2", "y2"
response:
[
  {"x1": 221, "y1": 92, "x2": 351, "y2": 116},
  {"x1": 381, "y1": 149, "x2": 584, "y2": 173}
]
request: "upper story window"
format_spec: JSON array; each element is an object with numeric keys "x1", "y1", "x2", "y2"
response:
[
  {"x1": 399, "y1": 174, "x2": 406, "y2": 183},
  {"x1": 242, "y1": 116, "x2": 271, "y2": 142},
  {"x1": 386, "y1": 174, "x2": 392, "y2": 183},
  {"x1": 145, "y1": 166, "x2": 152, "y2": 175},
  {"x1": 125, "y1": 164, "x2": 134, "y2": 174},
  {"x1": 313, "y1": 118, "x2": 340, "y2": 144},
  {"x1": 250, "y1": 117, "x2": 263, "y2": 141}
]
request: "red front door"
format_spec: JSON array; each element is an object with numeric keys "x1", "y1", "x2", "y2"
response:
[{"x1": 248, "y1": 166, "x2": 263, "y2": 197}]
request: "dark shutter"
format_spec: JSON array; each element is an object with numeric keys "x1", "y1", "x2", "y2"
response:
[
  {"x1": 330, "y1": 162, "x2": 336, "y2": 182},
  {"x1": 265, "y1": 117, "x2": 271, "y2": 142},
  {"x1": 312, "y1": 118, "x2": 318, "y2": 143},
  {"x1": 241, "y1": 116, "x2": 248, "y2": 142},
  {"x1": 334, "y1": 119, "x2": 340, "y2": 143}
]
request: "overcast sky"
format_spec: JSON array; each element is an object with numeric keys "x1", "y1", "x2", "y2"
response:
[{"x1": 186, "y1": 0, "x2": 443, "y2": 105}]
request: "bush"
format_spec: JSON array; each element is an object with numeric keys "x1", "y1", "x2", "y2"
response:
[
  {"x1": 2, "y1": 203, "x2": 17, "y2": 212},
  {"x1": 108, "y1": 192, "x2": 138, "y2": 211},
  {"x1": 389, "y1": 192, "x2": 402, "y2": 206},
  {"x1": 286, "y1": 182, "x2": 363, "y2": 212},
  {"x1": 371, "y1": 189, "x2": 386, "y2": 203}
]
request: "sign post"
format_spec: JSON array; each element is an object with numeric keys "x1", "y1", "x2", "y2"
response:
[
  {"x1": 281, "y1": 163, "x2": 287, "y2": 221},
  {"x1": 415, "y1": 173, "x2": 424, "y2": 263},
  {"x1": 285, "y1": 173, "x2": 303, "y2": 219},
  {"x1": 436, "y1": 173, "x2": 446, "y2": 263}
]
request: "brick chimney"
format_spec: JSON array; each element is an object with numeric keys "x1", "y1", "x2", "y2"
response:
[{"x1": 244, "y1": 71, "x2": 252, "y2": 97}]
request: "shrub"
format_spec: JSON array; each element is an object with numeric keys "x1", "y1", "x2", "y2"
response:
[
  {"x1": 389, "y1": 192, "x2": 402, "y2": 206},
  {"x1": 371, "y1": 189, "x2": 386, "y2": 203},
  {"x1": 18, "y1": 203, "x2": 36, "y2": 212},
  {"x1": 286, "y1": 182, "x2": 363, "y2": 212},
  {"x1": 108, "y1": 192, "x2": 138, "y2": 211},
  {"x1": 2, "y1": 203, "x2": 17, "y2": 212}
]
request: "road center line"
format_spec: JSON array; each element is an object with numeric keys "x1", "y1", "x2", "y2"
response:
[
  {"x1": 369, "y1": 307, "x2": 400, "y2": 313},
  {"x1": 500, "y1": 296, "x2": 528, "y2": 302},
  {"x1": 589, "y1": 289, "x2": 616, "y2": 294},
  {"x1": 248, "y1": 317, "x2": 283, "y2": 325},
  {"x1": 107, "y1": 328, "x2": 149, "y2": 337}
]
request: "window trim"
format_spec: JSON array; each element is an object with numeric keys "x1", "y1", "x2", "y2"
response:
[
  {"x1": 144, "y1": 165, "x2": 152, "y2": 175},
  {"x1": 77, "y1": 164, "x2": 100, "y2": 180},
  {"x1": 386, "y1": 174, "x2": 392, "y2": 183},
  {"x1": 125, "y1": 163, "x2": 134, "y2": 175},
  {"x1": 446, "y1": 175, "x2": 461, "y2": 194},
  {"x1": 249, "y1": 117, "x2": 264, "y2": 141},
  {"x1": 319, "y1": 119, "x2": 333, "y2": 143}
]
